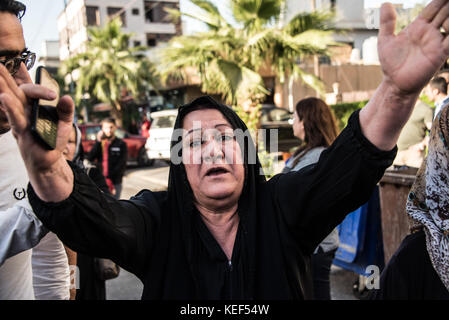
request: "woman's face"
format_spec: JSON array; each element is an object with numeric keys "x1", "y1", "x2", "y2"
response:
[
  {"x1": 63, "y1": 127, "x2": 77, "y2": 161},
  {"x1": 293, "y1": 111, "x2": 305, "y2": 140},
  {"x1": 182, "y1": 109, "x2": 245, "y2": 210}
]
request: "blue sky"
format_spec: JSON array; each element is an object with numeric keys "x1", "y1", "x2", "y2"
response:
[{"x1": 19, "y1": 0, "x2": 429, "y2": 56}]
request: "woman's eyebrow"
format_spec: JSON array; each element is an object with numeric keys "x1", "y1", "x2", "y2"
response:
[
  {"x1": 185, "y1": 128, "x2": 201, "y2": 137},
  {"x1": 215, "y1": 124, "x2": 232, "y2": 130},
  {"x1": 184, "y1": 123, "x2": 232, "y2": 137}
]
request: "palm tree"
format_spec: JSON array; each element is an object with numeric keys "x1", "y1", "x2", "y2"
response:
[
  {"x1": 160, "y1": 0, "x2": 337, "y2": 118},
  {"x1": 61, "y1": 18, "x2": 159, "y2": 127}
]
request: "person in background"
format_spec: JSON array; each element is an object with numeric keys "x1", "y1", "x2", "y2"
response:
[
  {"x1": 0, "y1": 0, "x2": 70, "y2": 300},
  {"x1": 87, "y1": 118, "x2": 127, "y2": 199},
  {"x1": 371, "y1": 104, "x2": 449, "y2": 300},
  {"x1": 140, "y1": 115, "x2": 151, "y2": 138},
  {"x1": 393, "y1": 98, "x2": 433, "y2": 168},
  {"x1": 437, "y1": 69, "x2": 449, "y2": 92},
  {"x1": 426, "y1": 76, "x2": 449, "y2": 119},
  {"x1": 128, "y1": 119, "x2": 139, "y2": 135},
  {"x1": 282, "y1": 97, "x2": 340, "y2": 300},
  {"x1": 63, "y1": 124, "x2": 110, "y2": 300}
]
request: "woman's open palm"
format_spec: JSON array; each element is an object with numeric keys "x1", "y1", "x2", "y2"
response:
[{"x1": 378, "y1": 0, "x2": 449, "y2": 94}]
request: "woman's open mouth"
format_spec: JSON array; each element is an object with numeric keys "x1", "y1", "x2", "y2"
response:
[{"x1": 205, "y1": 167, "x2": 230, "y2": 176}]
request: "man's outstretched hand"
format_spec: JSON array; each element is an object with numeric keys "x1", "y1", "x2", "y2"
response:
[
  {"x1": 0, "y1": 64, "x2": 75, "y2": 202},
  {"x1": 379, "y1": 0, "x2": 449, "y2": 94}
]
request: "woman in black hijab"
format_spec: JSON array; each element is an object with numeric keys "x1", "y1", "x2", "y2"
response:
[
  {"x1": 26, "y1": 95, "x2": 395, "y2": 299},
  {"x1": 5, "y1": 0, "x2": 449, "y2": 300}
]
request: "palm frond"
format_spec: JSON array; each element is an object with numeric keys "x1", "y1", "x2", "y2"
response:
[{"x1": 285, "y1": 10, "x2": 336, "y2": 35}]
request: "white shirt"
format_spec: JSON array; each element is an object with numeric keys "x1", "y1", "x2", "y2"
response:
[
  {"x1": 0, "y1": 131, "x2": 35, "y2": 300},
  {"x1": 434, "y1": 95, "x2": 449, "y2": 119},
  {"x1": 0, "y1": 199, "x2": 47, "y2": 266},
  {"x1": 32, "y1": 232, "x2": 70, "y2": 300},
  {"x1": 0, "y1": 131, "x2": 70, "y2": 300}
]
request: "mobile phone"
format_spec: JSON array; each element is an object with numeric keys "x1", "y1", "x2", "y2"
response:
[{"x1": 30, "y1": 66, "x2": 60, "y2": 150}]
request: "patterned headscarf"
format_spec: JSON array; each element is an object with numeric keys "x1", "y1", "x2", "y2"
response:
[{"x1": 406, "y1": 103, "x2": 449, "y2": 291}]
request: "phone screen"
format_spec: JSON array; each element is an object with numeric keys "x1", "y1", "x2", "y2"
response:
[{"x1": 31, "y1": 67, "x2": 60, "y2": 150}]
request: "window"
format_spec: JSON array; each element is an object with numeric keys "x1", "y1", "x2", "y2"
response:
[
  {"x1": 132, "y1": 8, "x2": 139, "y2": 15},
  {"x1": 144, "y1": 1, "x2": 177, "y2": 23},
  {"x1": 85, "y1": 126, "x2": 101, "y2": 141},
  {"x1": 134, "y1": 41, "x2": 141, "y2": 47},
  {"x1": 86, "y1": 6, "x2": 100, "y2": 26},
  {"x1": 152, "y1": 116, "x2": 176, "y2": 129},
  {"x1": 318, "y1": 55, "x2": 331, "y2": 64},
  {"x1": 146, "y1": 33, "x2": 173, "y2": 47},
  {"x1": 330, "y1": 0, "x2": 336, "y2": 10},
  {"x1": 107, "y1": 7, "x2": 126, "y2": 26},
  {"x1": 269, "y1": 109, "x2": 291, "y2": 122},
  {"x1": 146, "y1": 33, "x2": 156, "y2": 47},
  {"x1": 144, "y1": 1, "x2": 154, "y2": 22}
]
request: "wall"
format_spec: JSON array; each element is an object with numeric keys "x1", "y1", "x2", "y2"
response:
[{"x1": 277, "y1": 64, "x2": 383, "y2": 110}]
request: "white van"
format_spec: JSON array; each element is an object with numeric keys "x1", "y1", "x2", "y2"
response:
[{"x1": 145, "y1": 109, "x2": 178, "y2": 163}]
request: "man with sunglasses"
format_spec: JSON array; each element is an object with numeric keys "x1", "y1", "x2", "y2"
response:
[{"x1": 0, "y1": 1, "x2": 71, "y2": 300}]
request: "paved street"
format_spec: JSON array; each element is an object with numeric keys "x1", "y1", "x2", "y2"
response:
[{"x1": 106, "y1": 161, "x2": 359, "y2": 300}]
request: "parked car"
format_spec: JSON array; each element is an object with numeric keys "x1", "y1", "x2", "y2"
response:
[
  {"x1": 260, "y1": 104, "x2": 299, "y2": 153},
  {"x1": 79, "y1": 123, "x2": 151, "y2": 166},
  {"x1": 145, "y1": 109, "x2": 178, "y2": 163}
]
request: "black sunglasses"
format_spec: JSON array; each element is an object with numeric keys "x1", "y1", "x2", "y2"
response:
[
  {"x1": 0, "y1": 50, "x2": 36, "y2": 75},
  {"x1": 10, "y1": 1, "x2": 26, "y2": 20},
  {"x1": 16, "y1": 1, "x2": 26, "y2": 19}
]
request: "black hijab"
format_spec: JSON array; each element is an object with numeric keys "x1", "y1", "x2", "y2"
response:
[{"x1": 166, "y1": 96, "x2": 265, "y2": 298}]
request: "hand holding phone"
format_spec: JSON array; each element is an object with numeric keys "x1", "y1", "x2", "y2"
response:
[{"x1": 30, "y1": 66, "x2": 60, "y2": 150}]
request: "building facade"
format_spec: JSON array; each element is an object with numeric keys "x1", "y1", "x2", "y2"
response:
[
  {"x1": 284, "y1": 0, "x2": 379, "y2": 65},
  {"x1": 38, "y1": 40, "x2": 61, "y2": 71},
  {"x1": 57, "y1": 0, "x2": 182, "y2": 61}
]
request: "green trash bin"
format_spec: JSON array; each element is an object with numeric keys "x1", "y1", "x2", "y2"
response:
[{"x1": 378, "y1": 166, "x2": 418, "y2": 264}]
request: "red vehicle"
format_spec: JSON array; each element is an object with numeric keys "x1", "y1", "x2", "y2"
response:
[{"x1": 79, "y1": 123, "x2": 151, "y2": 166}]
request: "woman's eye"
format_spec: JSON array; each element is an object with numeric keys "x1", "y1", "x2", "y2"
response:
[
  {"x1": 190, "y1": 140, "x2": 202, "y2": 148},
  {"x1": 221, "y1": 135, "x2": 233, "y2": 142}
]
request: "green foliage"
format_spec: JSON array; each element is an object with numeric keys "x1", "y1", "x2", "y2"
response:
[
  {"x1": 158, "y1": 0, "x2": 338, "y2": 107},
  {"x1": 60, "y1": 18, "x2": 159, "y2": 125},
  {"x1": 257, "y1": 141, "x2": 276, "y2": 179},
  {"x1": 234, "y1": 104, "x2": 261, "y2": 133},
  {"x1": 419, "y1": 94, "x2": 434, "y2": 110},
  {"x1": 330, "y1": 100, "x2": 367, "y2": 131},
  {"x1": 329, "y1": 96, "x2": 434, "y2": 132}
]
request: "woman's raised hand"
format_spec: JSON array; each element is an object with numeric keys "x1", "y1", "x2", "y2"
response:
[{"x1": 378, "y1": 0, "x2": 449, "y2": 95}]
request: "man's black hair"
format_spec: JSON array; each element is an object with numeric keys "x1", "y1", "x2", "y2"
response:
[
  {"x1": 101, "y1": 117, "x2": 116, "y2": 126},
  {"x1": 430, "y1": 77, "x2": 448, "y2": 95},
  {"x1": 0, "y1": 0, "x2": 26, "y2": 20}
]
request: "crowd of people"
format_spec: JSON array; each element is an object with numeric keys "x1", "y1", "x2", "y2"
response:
[{"x1": 1, "y1": 0, "x2": 449, "y2": 301}]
